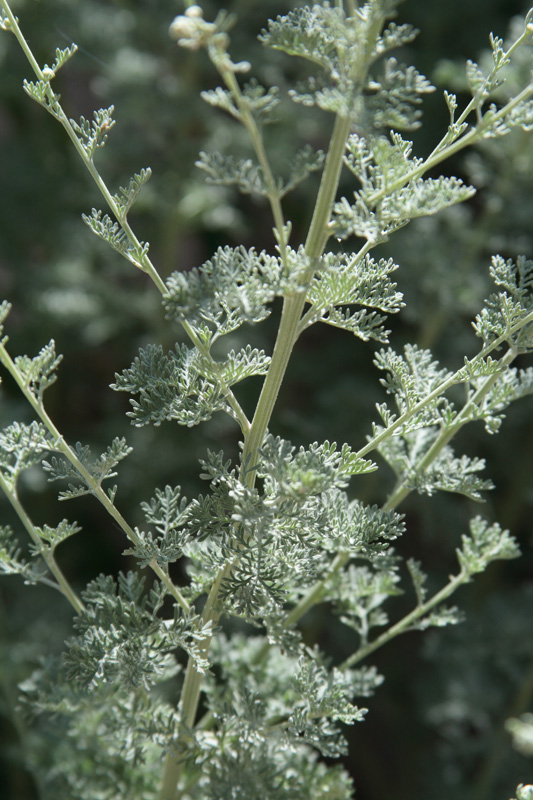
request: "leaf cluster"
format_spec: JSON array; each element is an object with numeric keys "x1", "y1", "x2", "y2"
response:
[
  {"x1": 373, "y1": 344, "x2": 454, "y2": 432},
  {"x1": 473, "y1": 255, "x2": 533, "y2": 350},
  {"x1": 305, "y1": 250, "x2": 403, "y2": 341},
  {"x1": 69, "y1": 106, "x2": 115, "y2": 161},
  {"x1": 13, "y1": 341, "x2": 62, "y2": 404},
  {"x1": 43, "y1": 437, "x2": 132, "y2": 501},
  {"x1": 125, "y1": 485, "x2": 191, "y2": 568},
  {"x1": 0, "y1": 420, "x2": 52, "y2": 486},
  {"x1": 332, "y1": 133, "x2": 475, "y2": 242},
  {"x1": 64, "y1": 572, "x2": 213, "y2": 691},
  {"x1": 163, "y1": 245, "x2": 280, "y2": 338},
  {"x1": 0, "y1": 525, "x2": 48, "y2": 584},
  {"x1": 196, "y1": 145, "x2": 325, "y2": 200},
  {"x1": 260, "y1": 3, "x2": 430, "y2": 128},
  {"x1": 182, "y1": 441, "x2": 402, "y2": 621},
  {"x1": 112, "y1": 342, "x2": 268, "y2": 428},
  {"x1": 378, "y1": 427, "x2": 494, "y2": 501},
  {"x1": 82, "y1": 208, "x2": 150, "y2": 269},
  {"x1": 456, "y1": 516, "x2": 520, "y2": 577}
]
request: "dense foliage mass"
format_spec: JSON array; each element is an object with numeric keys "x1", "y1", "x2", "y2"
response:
[{"x1": 0, "y1": 2, "x2": 532, "y2": 799}]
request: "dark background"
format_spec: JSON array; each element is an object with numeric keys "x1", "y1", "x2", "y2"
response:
[{"x1": 0, "y1": 1, "x2": 532, "y2": 798}]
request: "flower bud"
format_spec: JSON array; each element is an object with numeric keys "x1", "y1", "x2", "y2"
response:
[
  {"x1": 185, "y1": 5, "x2": 203, "y2": 18},
  {"x1": 169, "y1": 14, "x2": 197, "y2": 41}
]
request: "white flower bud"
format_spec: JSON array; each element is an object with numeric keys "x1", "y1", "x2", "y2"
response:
[
  {"x1": 42, "y1": 66, "x2": 55, "y2": 81},
  {"x1": 185, "y1": 5, "x2": 203, "y2": 18},
  {"x1": 169, "y1": 14, "x2": 197, "y2": 41}
]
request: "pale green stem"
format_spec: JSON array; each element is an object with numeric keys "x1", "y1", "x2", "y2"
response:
[
  {"x1": 367, "y1": 80, "x2": 533, "y2": 209},
  {"x1": 1, "y1": 0, "x2": 166, "y2": 292},
  {"x1": 1, "y1": 0, "x2": 249, "y2": 436},
  {"x1": 242, "y1": 114, "x2": 353, "y2": 476},
  {"x1": 357, "y1": 309, "x2": 533, "y2": 462},
  {"x1": 430, "y1": 24, "x2": 533, "y2": 158},
  {"x1": 340, "y1": 568, "x2": 469, "y2": 669},
  {"x1": 0, "y1": 340, "x2": 191, "y2": 614},
  {"x1": 258, "y1": 341, "x2": 523, "y2": 655},
  {"x1": 0, "y1": 471, "x2": 85, "y2": 614},
  {"x1": 160, "y1": 113, "x2": 354, "y2": 800},
  {"x1": 217, "y1": 63, "x2": 289, "y2": 259},
  {"x1": 382, "y1": 346, "x2": 518, "y2": 512}
]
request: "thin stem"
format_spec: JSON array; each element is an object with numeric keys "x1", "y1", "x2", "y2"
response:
[
  {"x1": 366, "y1": 80, "x2": 533, "y2": 210},
  {"x1": 242, "y1": 114, "x2": 352, "y2": 477},
  {"x1": 0, "y1": 472, "x2": 85, "y2": 614},
  {"x1": 257, "y1": 342, "x2": 522, "y2": 654},
  {"x1": 215, "y1": 61, "x2": 288, "y2": 260},
  {"x1": 340, "y1": 569, "x2": 469, "y2": 669},
  {"x1": 1, "y1": 0, "x2": 249, "y2": 437},
  {"x1": 357, "y1": 311, "x2": 533, "y2": 462},
  {"x1": 0, "y1": 1, "x2": 166, "y2": 292},
  {"x1": 382, "y1": 346, "x2": 518, "y2": 511},
  {"x1": 0, "y1": 340, "x2": 191, "y2": 614}
]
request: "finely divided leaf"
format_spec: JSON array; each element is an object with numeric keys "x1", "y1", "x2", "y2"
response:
[
  {"x1": 14, "y1": 341, "x2": 63, "y2": 403},
  {"x1": 69, "y1": 106, "x2": 115, "y2": 160},
  {"x1": 112, "y1": 168, "x2": 152, "y2": 217},
  {"x1": 473, "y1": 255, "x2": 533, "y2": 348},
  {"x1": 82, "y1": 208, "x2": 150, "y2": 268},
  {"x1": 457, "y1": 516, "x2": 520, "y2": 576},
  {"x1": 196, "y1": 151, "x2": 269, "y2": 196},
  {"x1": 306, "y1": 252, "x2": 403, "y2": 342},
  {"x1": 42, "y1": 437, "x2": 131, "y2": 499},
  {"x1": 0, "y1": 421, "x2": 52, "y2": 484},
  {"x1": 163, "y1": 246, "x2": 281, "y2": 336},
  {"x1": 380, "y1": 176, "x2": 475, "y2": 221}
]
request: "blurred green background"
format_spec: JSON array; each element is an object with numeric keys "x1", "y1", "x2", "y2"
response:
[{"x1": 0, "y1": 1, "x2": 532, "y2": 798}]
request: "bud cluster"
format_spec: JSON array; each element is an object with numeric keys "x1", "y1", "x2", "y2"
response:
[{"x1": 169, "y1": 5, "x2": 220, "y2": 51}]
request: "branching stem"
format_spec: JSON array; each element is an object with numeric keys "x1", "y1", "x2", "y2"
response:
[
  {"x1": 0, "y1": 0, "x2": 249, "y2": 438},
  {"x1": 160, "y1": 108, "x2": 353, "y2": 800},
  {"x1": 0, "y1": 471, "x2": 85, "y2": 614},
  {"x1": 256, "y1": 340, "x2": 524, "y2": 662},
  {"x1": 0, "y1": 340, "x2": 191, "y2": 614},
  {"x1": 340, "y1": 568, "x2": 469, "y2": 669},
  {"x1": 382, "y1": 346, "x2": 518, "y2": 511}
]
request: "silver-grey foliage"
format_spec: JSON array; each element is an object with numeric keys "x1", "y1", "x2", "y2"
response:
[{"x1": 1, "y1": 2, "x2": 533, "y2": 799}]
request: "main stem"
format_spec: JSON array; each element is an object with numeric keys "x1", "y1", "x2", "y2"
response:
[
  {"x1": 242, "y1": 114, "x2": 352, "y2": 475},
  {"x1": 159, "y1": 113, "x2": 352, "y2": 800}
]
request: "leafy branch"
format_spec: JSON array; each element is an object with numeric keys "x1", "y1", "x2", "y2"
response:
[
  {"x1": 0, "y1": 469, "x2": 84, "y2": 613},
  {"x1": 0, "y1": 0, "x2": 249, "y2": 439},
  {"x1": 341, "y1": 517, "x2": 520, "y2": 669},
  {"x1": 0, "y1": 308, "x2": 190, "y2": 614},
  {"x1": 0, "y1": 2, "x2": 164, "y2": 290}
]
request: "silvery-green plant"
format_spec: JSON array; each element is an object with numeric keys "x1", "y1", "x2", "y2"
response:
[{"x1": 1, "y1": 2, "x2": 533, "y2": 798}]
